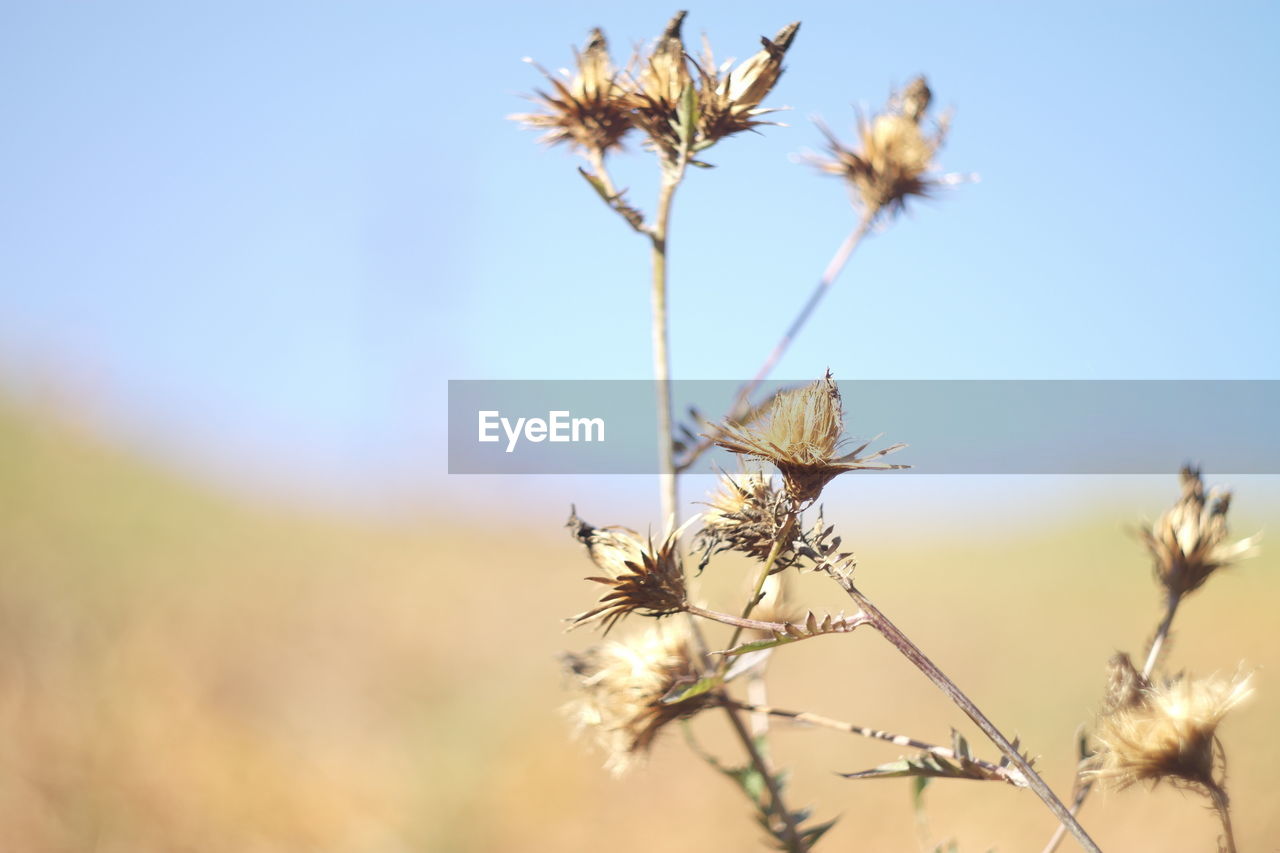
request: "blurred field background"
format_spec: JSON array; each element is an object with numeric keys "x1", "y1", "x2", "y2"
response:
[
  {"x1": 4, "y1": 3, "x2": 1279, "y2": 851},
  {"x1": 2, "y1": 398, "x2": 1275, "y2": 852}
]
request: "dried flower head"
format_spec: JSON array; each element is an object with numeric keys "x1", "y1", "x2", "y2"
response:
[
  {"x1": 1089, "y1": 670, "x2": 1253, "y2": 794},
  {"x1": 806, "y1": 75, "x2": 950, "y2": 221},
  {"x1": 511, "y1": 28, "x2": 633, "y2": 158},
  {"x1": 563, "y1": 623, "x2": 711, "y2": 775},
  {"x1": 1101, "y1": 652, "x2": 1151, "y2": 715},
  {"x1": 627, "y1": 13, "x2": 799, "y2": 160},
  {"x1": 694, "y1": 469, "x2": 793, "y2": 569},
  {"x1": 625, "y1": 11, "x2": 693, "y2": 161},
  {"x1": 709, "y1": 372, "x2": 907, "y2": 505},
  {"x1": 567, "y1": 509, "x2": 689, "y2": 632},
  {"x1": 692, "y1": 22, "x2": 799, "y2": 146},
  {"x1": 1140, "y1": 466, "x2": 1260, "y2": 601}
]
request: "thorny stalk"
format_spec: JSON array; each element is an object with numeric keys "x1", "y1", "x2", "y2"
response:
[
  {"x1": 829, "y1": 574, "x2": 1103, "y2": 853},
  {"x1": 722, "y1": 699, "x2": 1020, "y2": 780}
]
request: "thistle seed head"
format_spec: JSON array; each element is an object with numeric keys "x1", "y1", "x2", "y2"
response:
[
  {"x1": 567, "y1": 509, "x2": 689, "y2": 632},
  {"x1": 692, "y1": 22, "x2": 800, "y2": 146},
  {"x1": 1140, "y1": 466, "x2": 1260, "y2": 601},
  {"x1": 708, "y1": 372, "x2": 907, "y2": 505},
  {"x1": 562, "y1": 624, "x2": 711, "y2": 775},
  {"x1": 1088, "y1": 670, "x2": 1253, "y2": 793},
  {"x1": 511, "y1": 28, "x2": 633, "y2": 158},
  {"x1": 695, "y1": 469, "x2": 793, "y2": 569},
  {"x1": 806, "y1": 75, "x2": 950, "y2": 221}
]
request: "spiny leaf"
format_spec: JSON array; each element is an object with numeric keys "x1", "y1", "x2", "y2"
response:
[
  {"x1": 841, "y1": 749, "x2": 1023, "y2": 787},
  {"x1": 716, "y1": 610, "x2": 866, "y2": 656},
  {"x1": 675, "y1": 83, "x2": 698, "y2": 149}
]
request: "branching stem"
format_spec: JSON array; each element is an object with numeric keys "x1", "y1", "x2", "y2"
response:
[{"x1": 827, "y1": 573, "x2": 1102, "y2": 852}]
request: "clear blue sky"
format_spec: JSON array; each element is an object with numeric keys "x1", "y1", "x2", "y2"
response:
[{"x1": 1, "y1": 1, "x2": 1277, "y2": 515}]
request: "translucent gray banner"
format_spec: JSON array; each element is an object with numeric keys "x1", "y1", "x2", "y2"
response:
[{"x1": 447, "y1": 380, "x2": 1280, "y2": 474}]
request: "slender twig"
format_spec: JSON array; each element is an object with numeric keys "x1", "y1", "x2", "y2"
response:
[
  {"x1": 675, "y1": 210, "x2": 876, "y2": 473},
  {"x1": 722, "y1": 699, "x2": 1022, "y2": 781},
  {"x1": 1142, "y1": 593, "x2": 1181, "y2": 677},
  {"x1": 1040, "y1": 592, "x2": 1183, "y2": 853},
  {"x1": 722, "y1": 703, "x2": 807, "y2": 852},
  {"x1": 826, "y1": 573, "x2": 1102, "y2": 852}
]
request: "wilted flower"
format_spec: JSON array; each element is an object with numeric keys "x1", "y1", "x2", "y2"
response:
[
  {"x1": 567, "y1": 509, "x2": 689, "y2": 632},
  {"x1": 563, "y1": 623, "x2": 711, "y2": 775},
  {"x1": 1140, "y1": 466, "x2": 1260, "y2": 601},
  {"x1": 511, "y1": 28, "x2": 633, "y2": 158},
  {"x1": 709, "y1": 372, "x2": 906, "y2": 505},
  {"x1": 692, "y1": 22, "x2": 799, "y2": 146},
  {"x1": 628, "y1": 12, "x2": 799, "y2": 161},
  {"x1": 695, "y1": 469, "x2": 793, "y2": 569},
  {"x1": 1089, "y1": 669, "x2": 1253, "y2": 794},
  {"x1": 806, "y1": 75, "x2": 950, "y2": 221}
]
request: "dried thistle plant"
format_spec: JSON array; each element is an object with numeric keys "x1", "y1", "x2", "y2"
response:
[
  {"x1": 563, "y1": 623, "x2": 712, "y2": 776},
  {"x1": 567, "y1": 509, "x2": 690, "y2": 632},
  {"x1": 710, "y1": 371, "x2": 907, "y2": 506},
  {"x1": 806, "y1": 75, "x2": 950, "y2": 222},
  {"x1": 511, "y1": 29, "x2": 633, "y2": 160},
  {"x1": 1086, "y1": 668, "x2": 1253, "y2": 852},
  {"x1": 1140, "y1": 465, "x2": 1260, "y2": 601}
]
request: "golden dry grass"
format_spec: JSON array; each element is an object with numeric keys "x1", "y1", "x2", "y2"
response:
[{"x1": 0, "y1": 401, "x2": 1275, "y2": 851}]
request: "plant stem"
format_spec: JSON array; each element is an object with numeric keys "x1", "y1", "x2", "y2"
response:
[
  {"x1": 722, "y1": 699, "x2": 1021, "y2": 782},
  {"x1": 1142, "y1": 592, "x2": 1181, "y2": 677},
  {"x1": 1040, "y1": 592, "x2": 1183, "y2": 853},
  {"x1": 721, "y1": 704, "x2": 807, "y2": 852},
  {"x1": 650, "y1": 159, "x2": 685, "y2": 525},
  {"x1": 715, "y1": 515, "x2": 797, "y2": 676},
  {"x1": 829, "y1": 574, "x2": 1102, "y2": 852},
  {"x1": 674, "y1": 211, "x2": 875, "y2": 473}
]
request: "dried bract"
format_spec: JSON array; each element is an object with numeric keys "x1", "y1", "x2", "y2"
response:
[
  {"x1": 511, "y1": 28, "x2": 633, "y2": 158},
  {"x1": 1089, "y1": 671, "x2": 1253, "y2": 793},
  {"x1": 568, "y1": 510, "x2": 689, "y2": 632},
  {"x1": 806, "y1": 75, "x2": 950, "y2": 221},
  {"x1": 693, "y1": 22, "x2": 799, "y2": 146},
  {"x1": 563, "y1": 624, "x2": 711, "y2": 775},
  {"x1": 1140, "y1": 466, "x2": 1259, "y2": 601},
  {"x1": 695, "y1": 469, "x2": 794, "y2": 569},
  {"x1": 709, "y1": 372, "x2": 906, "y2": 505},
  {"x1": 626, "y1": 11, "x2": 693, "y2": 161}
]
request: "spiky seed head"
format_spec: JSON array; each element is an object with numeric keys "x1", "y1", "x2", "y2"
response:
[
  {"x1": 1139, "y1": 466, "x2": 1259, "y2": 601},
  {"x1": 694, "y1": 469, "x2": 794, "y2": 569},
  {"x1": 1089, "y1": 670, "x2": 1253, "y2": 793},
  {"x1": 562, "y1": 623, "x2": 710, "y2": 775},
  {"x1": 567, "y1": 510, "x2": 689, "y2": 632},
  {"x1": 806, "y1": 76, "x2": 950, "y2": 221},
  {"x1": 692, "y1": 22, "x2": 800, "y2": 146},
  {"x1": 708, "y1": 372, "x2": 907, "y2": 505},
  {"x1": 624, "y1": 11, "x2": 692, "y2": 161},
  {"x1": 511, "y1": 28, "x2": 633, "y2": 157}
]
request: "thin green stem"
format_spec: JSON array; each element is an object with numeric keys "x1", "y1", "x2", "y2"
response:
[
  {"x1": 829, "y1": 575, "x2": 1102, "y2": 852},
  {"x1": 721, "y1": 704, "x2": 807, "y2": 852},
  {"x1": 716, "y1": 514, "x2": 797, "y2": 676}
]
